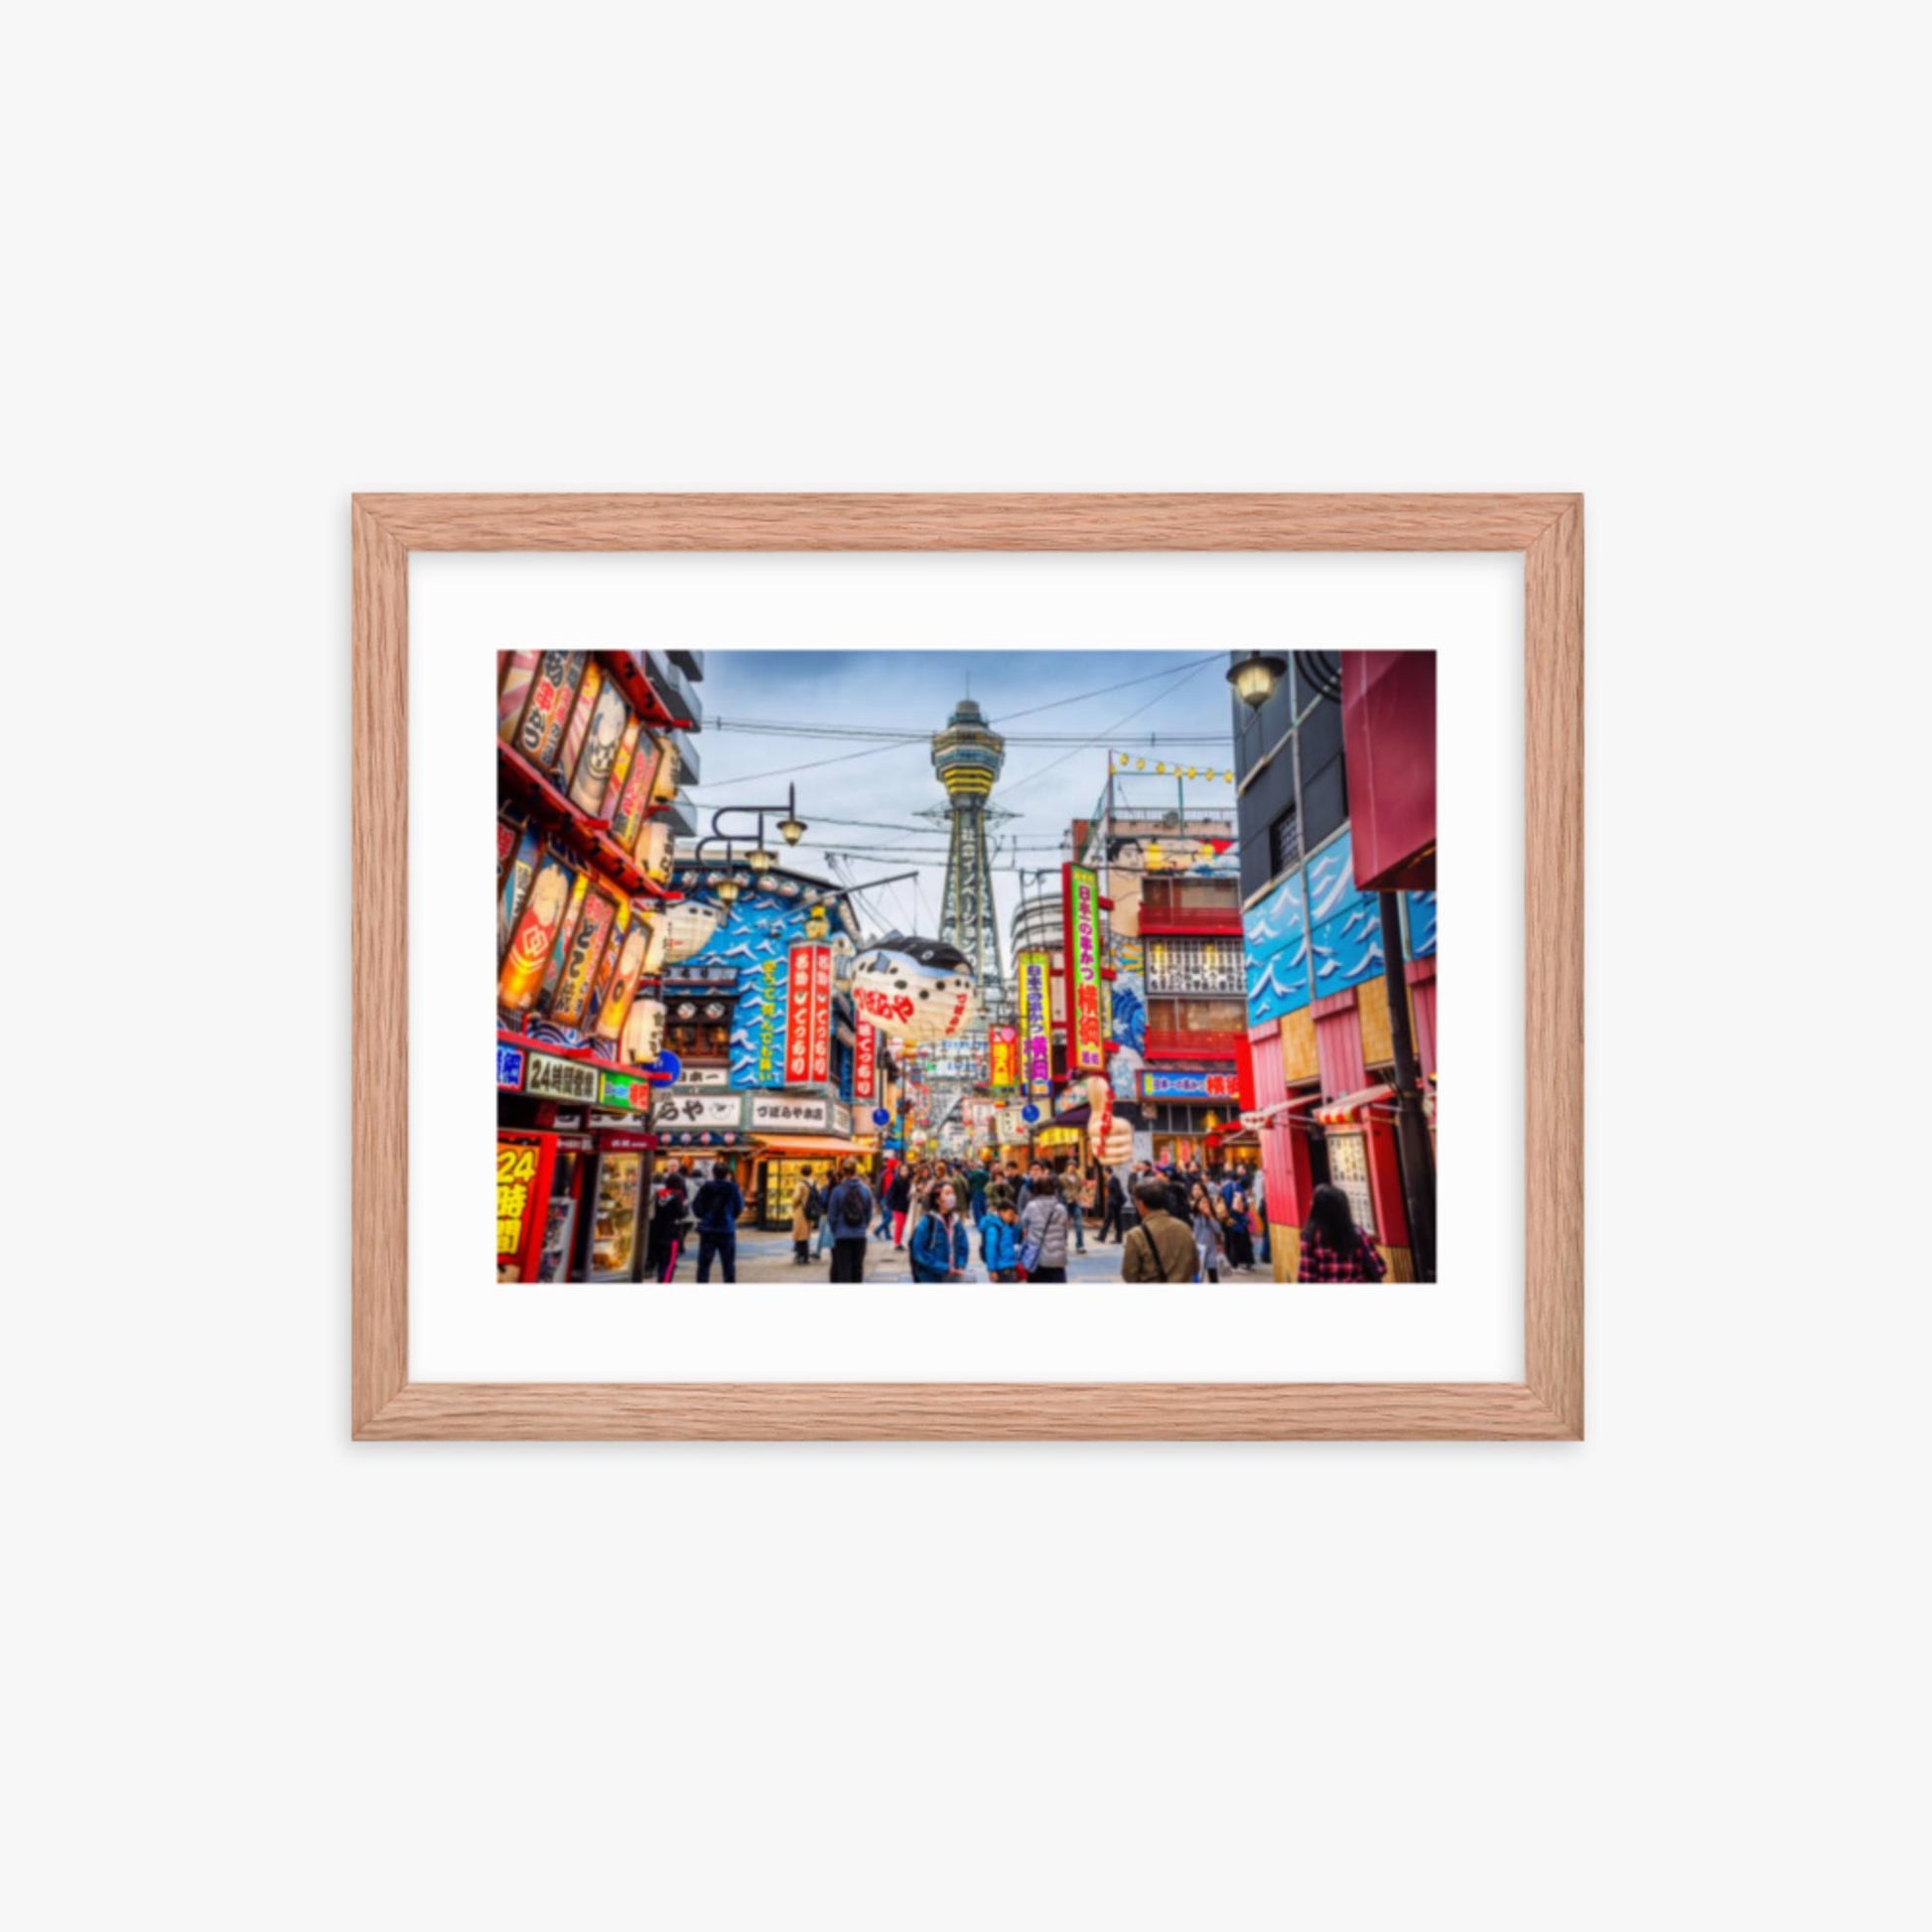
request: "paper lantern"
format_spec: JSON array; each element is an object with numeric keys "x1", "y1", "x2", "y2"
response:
[
  {"x1": 851, "y1": 934, "x2": 978, "y2": 1043},
  {"x1": 660, "y1": 900, "x2": 722, "y2": 962},
  {"x1": 621, "y1": 996, "x2": 666, "y2": 1066}
]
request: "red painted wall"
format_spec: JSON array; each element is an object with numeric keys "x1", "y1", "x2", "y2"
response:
[{"x1": 1342, "y1": 651, "x2": 1437, "y2": 892}]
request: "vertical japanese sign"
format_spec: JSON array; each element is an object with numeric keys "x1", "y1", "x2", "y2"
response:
[
  {"x1": 1018, "y1": 950, "x2": 1052, "y2": 1095},
  {"x1": 1062, "y1": 861, "x2": 1105, "y2": 1075},
  {"x1": 496, "y1": 1128, "x2": 557, "y2": 1285},
  {"x1": 853, "y1": 1021, "x2": 879, "y2": 1102},
  {"x1": 785, "y1": 943, "x2": 833, "y2": 1083},
  {"x1": 988, "y1": 1024, "x2": 1018, "y2": 1090}
]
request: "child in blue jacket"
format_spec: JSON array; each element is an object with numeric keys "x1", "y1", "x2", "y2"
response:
[{"x1": 981, "y1": 1202, "x2": 1022, "y2": 1282}]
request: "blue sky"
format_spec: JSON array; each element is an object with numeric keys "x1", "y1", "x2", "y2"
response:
[{"x1": 682, "y1": 648, "x2": 1239, "y2": 945}]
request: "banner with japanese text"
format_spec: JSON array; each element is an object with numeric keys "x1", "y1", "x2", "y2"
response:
[
  {"x1": 988, "y1": 1023, "x2": 1018, "y2": 1090},
  {"x1": 1018, "y1": 951, "x2": 1052, "y2": 1094},
  {"x1": 784, "y1": 943, "x2": 833, "y2": 1083},
  {"x1": 853, "y1": 1020, "x2": 879, "y2": 1102},
  {"x1": 1061, "y1": 862, "x2": 1105, "y2": 1074}
]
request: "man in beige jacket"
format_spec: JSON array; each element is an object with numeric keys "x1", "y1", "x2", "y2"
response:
[{"x1": 1119, "y1": 1180, "x2": 1199, "y2": 1284}]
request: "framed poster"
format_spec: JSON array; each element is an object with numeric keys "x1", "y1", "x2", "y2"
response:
[{"x1": 355, "y1": 493, "x2": 1582, "y2": 1440}]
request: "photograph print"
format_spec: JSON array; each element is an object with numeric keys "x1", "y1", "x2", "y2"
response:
[{"x1": 492, "y1": 647, "x2": 1437, "y2": 1287}]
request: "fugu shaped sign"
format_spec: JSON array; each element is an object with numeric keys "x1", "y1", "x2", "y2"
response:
[{"x1": 851, "y1": 933, "x2": 978, "y2": 1043}]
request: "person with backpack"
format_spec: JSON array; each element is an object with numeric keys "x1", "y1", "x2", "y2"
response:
[
  {"x1": 646, "y1": 1164, "x2": 693, "y2": 1282},
  {"x1": 1296, "y1": 1182, "x2": 1389, "y2": 1282},
  {"x1": 1119, "y1": 1179, "x2": 1198, "y2": 1283},
  {"x1": 1017, "y1": 1173, "x2": 1072, "y2": 1283},
  {"x1": 824, "y1": 1157, "x2": 874, "y2": 1282},
  {"x1": 689, "y1": 1161, "x2": 745, "y2": 1283},
  {"x1": 789, "y1": 1167, "x2": 817, "y2": 1265},
  {"x1": 908, "y1": 1180, "x2": 971, "y2": 1282}
]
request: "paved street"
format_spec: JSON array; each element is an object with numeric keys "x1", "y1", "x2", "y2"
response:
[{"x1": 661, "y1": 1220, "x2": 1266, "y2": 1284}]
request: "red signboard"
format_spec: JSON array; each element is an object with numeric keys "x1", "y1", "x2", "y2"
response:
[
  {"x1": 785, "y1": 943, "x2": 833, "y2": 1084},
  {"x1": 988, "y1": 1024, "x2": 1018, "y2": 1090},
  {"x1": 1341, "y1": 650, "x2": 1437, "y2": 892},
  {"x1": 854, "y1": 1021, "x2": 879, "y2": 1102},
  {"x1": 496, "y1": 1127, "x2": 558, "y2": 1285},
  {"x1": 1061, "y1": 862, "x2": 1105, "y2": 1075}
]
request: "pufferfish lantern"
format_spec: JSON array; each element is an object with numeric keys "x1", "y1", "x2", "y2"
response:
[
  {"x1": 850, "y1": 933, "x2": 978, "y2": 1043},
  {"x1": 1086, "y1": 1075, "x2": 1133, "y2": 1168},
  {"x1": 658, "y1": 899, "x2": 723, "y2": 964}
]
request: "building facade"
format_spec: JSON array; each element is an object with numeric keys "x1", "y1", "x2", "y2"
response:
[
  {"x1": 1230, "y1": 651, "x2": 1438, "y2": 1281},
  {"x1": 1077, "y1": 772, "x2": 1251, "y2": 1171},
  {"x1": 656, "y1": 859, "x2": 892, "y2": 1228}
]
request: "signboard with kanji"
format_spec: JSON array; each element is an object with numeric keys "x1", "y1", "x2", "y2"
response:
[
  {"x1": 496, "y1": 1128, "x2": 557, "y2": 1284},
  {"x1": 784, "y1": 943, "x2": 833, "y2": 1084},
  {"x1": 988, "y1": 1023, "x2": 1018, "y2": 1090},
  {"x1": 1018, "y1": 951, "x2": 1052, "y2": 1095},
  {"x1": 1061, "y1": 862, "x2": 1105, "y2": 1075}
]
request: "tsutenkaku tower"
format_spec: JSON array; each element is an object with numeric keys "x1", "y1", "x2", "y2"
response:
[{"x1": 931, "y1": 697, "x2": 1007, "y2": 1001}]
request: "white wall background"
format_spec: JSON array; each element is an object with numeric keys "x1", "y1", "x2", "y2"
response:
[{"x1": 8, "y1": 5, "x2": 1922, "y2": 1928}]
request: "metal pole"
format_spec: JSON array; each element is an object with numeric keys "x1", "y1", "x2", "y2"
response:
[{"x1": 1376, "y1": 891, "x2": 1437, "y2": 1282}]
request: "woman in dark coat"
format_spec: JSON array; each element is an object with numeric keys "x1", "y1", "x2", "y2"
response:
[{"x1": 1295, "y1": 1183, "x2": 1388, "y2": 1283}]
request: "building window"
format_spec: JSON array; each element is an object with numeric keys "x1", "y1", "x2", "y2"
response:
[
  {"x1": 1143, "y1": 876, "x2": 1240, "y2": 917},
  {"x1": 1268, "y1": 804, "x2": 1301, "y2": 876},
  {"x1": 1145, "y1": 938, "x2": 1246, "y2": 996},
  {"x1": 1148, "y1": 997, "x2": 1248, "y2": 1036}
]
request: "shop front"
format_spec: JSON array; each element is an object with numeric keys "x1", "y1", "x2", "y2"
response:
[
  {"x1": 1313, "y1": 1085, "x2": 1413, "y2": 1281},
  {"x1": 744, "y1": 1092, "x2": 858, "y2": 1228},
  {"x1": 498, "y1": 1035, "x2": 665, "y2": 1281}
]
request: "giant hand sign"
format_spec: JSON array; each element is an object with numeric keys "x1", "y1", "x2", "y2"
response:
[{"x1": 1086, "y1": 1074, "x2": 1133, "y2": 1168}]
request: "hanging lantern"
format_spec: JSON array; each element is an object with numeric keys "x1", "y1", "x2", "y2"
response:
[
  {"x1": 714, "y1": 874, "x2": 741, "y2": 906},
  {"x1": 638, "y1": 909, "x2": 669, "y2": 975},
  {"x1": 621, "y1": 996, "x2": 667, "y2": 1066},
  {"x1": 804, "y1": 901, "x2": 830, "y2": 941},
  {"x1": 850, "y1": 934, "x2": 978, "y2": 1043},
  {"x1": 748, "y1": 845, "x2": 775, "y2": 874}
]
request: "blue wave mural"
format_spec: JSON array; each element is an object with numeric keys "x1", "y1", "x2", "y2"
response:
[
  {"x1": 676, "y1": 885, "x2": 819, "y2": 1088},
  {"x1": 1407, "y1": 890, "x2": 1437, "y2": 959},
  {"x1": 1243, "y1": 869, "x2": 1311, "y2": 1026}
]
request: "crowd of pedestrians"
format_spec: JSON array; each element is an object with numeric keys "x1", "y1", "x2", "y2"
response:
[{"x1": 643, "y1": 1148, "x2": 1381, "y2": 1284}]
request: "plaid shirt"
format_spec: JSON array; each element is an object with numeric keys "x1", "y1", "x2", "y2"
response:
[{"x1": 1296, "y1": 1224, "x2": 1388, "y2": 1282}]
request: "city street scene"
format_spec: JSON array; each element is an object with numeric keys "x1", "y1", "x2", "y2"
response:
[{"x1": 495, "y1": 648, "x2": 1438, "y2": 1285}]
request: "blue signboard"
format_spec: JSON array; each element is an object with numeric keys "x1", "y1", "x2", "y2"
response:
[{"x1": 496, "y1": 1041, "x2": 526, "y2": 1090}]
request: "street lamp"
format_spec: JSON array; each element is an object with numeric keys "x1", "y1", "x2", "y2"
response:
[
  {"x1": 747, "y1": 845, "x2": 775, "y2": 874},
  {"x1": 1226, "y1": 651, "x2": 1287, "y2": 708},
  {"x1": 714, "y1": 873, "x2": 741, "y2": 905},
  {"x1": 776, "y1": 806, "x2": 807, "y2": 846}
]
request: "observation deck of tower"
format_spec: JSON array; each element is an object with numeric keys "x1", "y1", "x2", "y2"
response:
[{"x1": 930, "y1": 697, "x2": 1007, "y2": 1000}]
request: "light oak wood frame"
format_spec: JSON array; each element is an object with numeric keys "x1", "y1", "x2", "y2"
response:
[{"x1": 353, "y1": 494, "x2": 1582, "y2": 1441}]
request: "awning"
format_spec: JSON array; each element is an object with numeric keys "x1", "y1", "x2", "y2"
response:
[
  {"x1": 1242, "y1": 1091, "x2": 1325, "y2": 1131},
  {"x1": 1042, "y1": 1103, "x2": 1091, "y2": 1130},
  {"x1": 750, "y1": 1134, "x2": 858, "y2": 1159},
  {"x1": 1315, "y1": 1084, "x2": 1393, "y2": 1126}
]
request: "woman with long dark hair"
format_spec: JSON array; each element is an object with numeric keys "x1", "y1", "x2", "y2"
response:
[{"x1": 1296, "y1": 1183, "x2": 1388, "y2": 1283}]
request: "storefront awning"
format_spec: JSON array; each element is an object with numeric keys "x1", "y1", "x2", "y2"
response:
[
  {"x1": 1315, "y1": 1084, "x2": 1394, "y2": 1126},
  {"x1": 750, "y1": 1135, "x2": 857, "y2": 1159}
]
